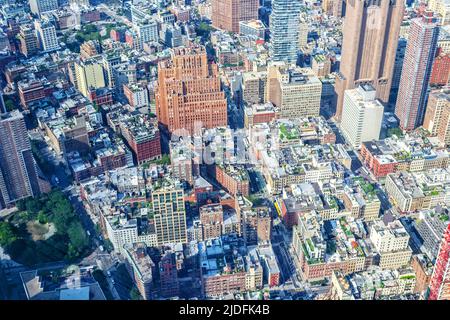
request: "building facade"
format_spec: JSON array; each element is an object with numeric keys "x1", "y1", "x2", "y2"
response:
[
  {"x1": 395, "y1": 13, "x2": 440, "y2": 131},
  {"x1": 155, "y1": 45, "x2": 228, "y2": 134},
  {"x1": 0, "y1": 111, "x2": 41, "y2": 209},
  {"x1": 335, "y1": 0, "x2": 404, "y2": 121}
]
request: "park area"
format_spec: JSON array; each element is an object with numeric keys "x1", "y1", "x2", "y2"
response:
[{"x1": 0, "y1": 190, "x2": 91, "y2": 266}]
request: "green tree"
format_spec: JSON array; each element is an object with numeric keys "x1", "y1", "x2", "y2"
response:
[
  {"x1": 0, "y1": 222, "x2": 18, "y2": 247},
  {"x1": 25, "y1": 198, "x2": 42, "y2": 215},
  {"x1": 67, "y1": 222, "x2": 88, "y2": 251},
  {"x1": 37, "y1": 211, "x2": 48, "y2": 224},
  {"x1": 130, "y1": 287, "x2": 142, "y2": 300},
  {"x1": 5, "y1": 99, "x2": 15, "y2": 112}
]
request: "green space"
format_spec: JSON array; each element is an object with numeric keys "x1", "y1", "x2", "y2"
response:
[
  {"x1": 361, "y1": 181, "x2": 377, "y2": 198},
  {"x1": 0, "y1": 190, "x2": 91, "y2": 266},
  {"x1": 3, "y1": 96, "x2": 16, "y2": 112},
  {"x1": 279, "y1": 124, "x2": 299, "y2": 141},
  {"x1": 142, "y1": 154, "x2": 171, "y2": 168},
  {"x1": 387, "y1": 127, "x2": 404, "y2": 138},
  {"x1": 306, "y1": 238, "x2": 315, "y2": 252},
  {"x1": 75, "y1": 24, "x2": 102, "y2": 43},
  {"x1": 247, "y1": 195, "x2": 265, "y2": 206},
  {"x1": 130, "y1": 287, "x2": 142, "y2": 300},
  {"x1": 328, "y1": 197, "x2": 339, "y2": 209}
]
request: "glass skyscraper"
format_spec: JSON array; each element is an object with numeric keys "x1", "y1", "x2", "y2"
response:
[{"x1": 269, "y1": 0, "x2": 301, "y2": 63}]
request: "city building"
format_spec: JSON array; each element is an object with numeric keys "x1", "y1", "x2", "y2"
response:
[
  {"x1": 211, "y1": 0, "x2": 259, "y2": 33},
  {"x1": 385, "y1": 170, "x2": 450, "y2": 213},
  {"x1": 199, "y1": 237, "x2": 263, "y2": 297},
  {"x1": 159, "y1": 251, "x2": 180, "y2": 298},
  {"x1": 43, "y1": 115, "x2": 90, "y2": 157},
  {"x1": 29, "y1": 0, "x2": 58, "y2": 16},
  {"x1": 152, "y1": 187, "x2": 187, "y2": 246},
  {"x1": 104, "y1": 214, "x2": 158, "y2": 253},
  {"x1": 124, "y1": 243, "x2": 155, "y2": 300},
  {"x1": 0, "y1": 111, "x2": 41, "y2": 209},
  {"x1": 34, "y1": 19, "x2": 59, "y2": 53},
  {"x1": 239, "y1": 19, "x2": 266, "y2": 39},
  {"x1": 200, "y1": 204, "x2": 224, "y2": 240},
  {"x1": 123, "y1": 83, "x2": 150, "y2": 110},
  {"x1": 74, "y1": 58, "x2": 106, "y2": 98},
  {"x1": 340, "y1": 85, "x2": 384, "y2": 148},
  {"x1": 267, "y1": 64, "x2": 322, "y2": 119},
  {"x1": 335, "y1": 0, "x2": 404, "y2": 121},
  {"x1": 155, "y1": 44, "x2": 227, "y2": 134},
  {"x1": 18, "y1": 24, "x2": 38, "y2": 57},
  {"x1": 312, "y1": 55, "x2": 331, "y2": 77},
  {"x1": 414, "y1": 209, "x2": 449, "y2": 260},
  {"x1": 428, "y1": 224, "x2": 450, "y2": 300},
  {"x1": 18, "y1": 79, "x2": 51, "y2": 109},
  {"x1": 423, "y1": 89, "x2": 450, "y2": 146},
  {"x1": 214, "y1": 164, "x2": 250, "y2": 197},
  {"x1": 428, "y1": 0, "x2": 450, "y2": 26},
  {"x1": 395, "y1": 12, "x2": 440, "y2": 131},
  {"x1": 430, "y1": 49, "x2": 450, "y2": 87},
  {"x1": 269, "y1": 0, "x2": 301, "y2": 63},
  {"x1": 119, "y1": 114, "x2": 161, "y2": 165},
  {"x1": 423, "y1": 90, "x2": 450, "y2": 138},
  {"x1": 20, "y1": 268, "x2": 106, "y2": 300},
  {"x1": 242, "y1": 71, "x2": 267, "y2": 105},
  {"x1": 370, "y1": 220, "x2": 412, "y2": 270}
]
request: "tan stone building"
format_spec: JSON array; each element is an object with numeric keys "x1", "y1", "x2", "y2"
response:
[
  {"x1": 267, "y1": 63, "x2": 322, "y2": 119},
  {"x1": 335, "y1": 0, "x2": 404, "y2": 121},
  {"x1": 155, "y1": 44, "x2": 227, "y2": 134}
]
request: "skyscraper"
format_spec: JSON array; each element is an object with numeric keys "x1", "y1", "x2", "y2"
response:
[
  {"x1": 155, "y1": 44, "x2": 227, "y2": 134},
  {"x1": 335, "y1": 0, "x2": 404, "y2": 121},
  {"x1": 395, "y1": 12, "x2": 440, "y2": 131},
  {"x1": 0, "y1": 111, "x2": 40, "y2": 209},
  {"x1": 212, "y1": 0, "x2": 259, "y2": 33},
  {"x1": 428, "y1": 224, "x2": 450, "y2": 300},
  {"x1": 269, "y1": 0, "x2": 301, "y2": 63}
]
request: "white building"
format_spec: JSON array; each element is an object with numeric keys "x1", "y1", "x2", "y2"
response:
[
  {"x1": 124, "y1": 83, "x2": 150, "y2": 109},
  {"x1": 340, "y1": 84, "x2": 384, "y2": 148},
  {"x1": 34, "y1": 19, "x2": 59, "y2": 53},
  {"x1": 105, "y1": 214, "x2": 158, "y2": 254},
  {"x1": 370, "y1": 220, "x2": 410, "y2": 253},
  {"x1": 135, "y1": 19, "x2": 159, "y2": 50}
]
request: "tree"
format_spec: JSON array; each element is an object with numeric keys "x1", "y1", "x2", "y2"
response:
[
  {"x1": 4, "y1": 99, "x2": 15, "y2": 112},
  {"x1": 25, "y1": 198, "x2": 42, "y2": 215},
  {"x1": 130, "y1": 287, "x2": 142, "y2": 300},
  {"x1": 37, "y1": 211, "x2": 48, "y2": 224},
  {"x1": 67, "y1": 222, "x2": 88, "y2": 252},
  {"x1": 0, "y1": 222, "x2": 17, "y2": 247}
]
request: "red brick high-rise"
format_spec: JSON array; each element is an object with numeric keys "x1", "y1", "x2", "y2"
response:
[
  {"x1": 395, "y1": 12, "x2": 440, "y2": 131},
  {"x1": 155, "y1": 44, "x2": 227, "y2": 134},
  {"x1": 212, "y1": 0, "x2": 259, "y2": 33},
  {"x1": 429, "y1": 224, "x2": 450, "y2": 300},
  {"x1": 430, "y1": 48, "x2": 450, "y2": 87}
]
